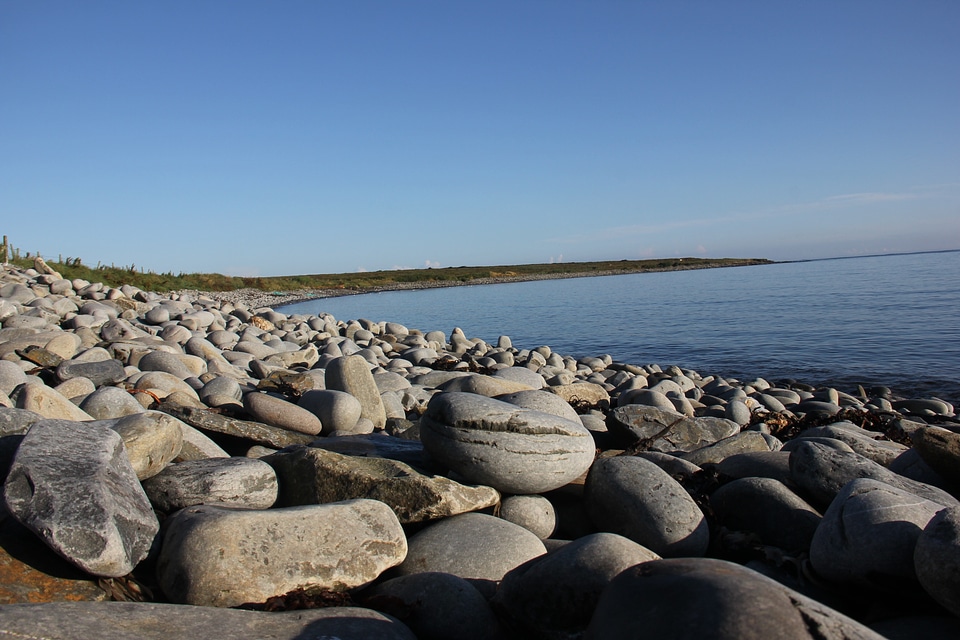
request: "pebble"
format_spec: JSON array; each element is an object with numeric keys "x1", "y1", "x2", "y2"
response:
[
  {"x1": 242, "y1": 391, "x2": 323, "y2": 435},
  {"x1": 1, "y1": 263, "x2": 958, "y2": 635}
]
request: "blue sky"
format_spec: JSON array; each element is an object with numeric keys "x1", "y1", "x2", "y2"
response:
[{"x1": 2, "y1": 1, "x2": 958, "y2": 277}]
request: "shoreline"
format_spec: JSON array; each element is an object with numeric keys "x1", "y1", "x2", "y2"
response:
[{"x1": 185, "y1": 260, "x2": 773, "y2": 310}]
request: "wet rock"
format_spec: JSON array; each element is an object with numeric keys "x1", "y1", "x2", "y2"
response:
[
  {"x1": 420, "y1": 392, "x2": 595, "y2": 494},
  {"x1": 584, "y1": 558, "x2": 885, "y2": 639},
  {"x1": 584, "y1": 455, "x2": 709, "y2": 557},
  {"x1": 3, "y1": 419, "x2": 159, "y2": 577},
  {"x1": 141, "y1": 457, "x2": 278, "y2": 511},
  {"x1": 156, "y1": 500, "x2": 407, "y2": 607},
  {"x1": 264, "y1": 445, "x2": 499, "y2": 523}
]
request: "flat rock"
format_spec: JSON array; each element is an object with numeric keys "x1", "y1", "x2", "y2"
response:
[
  {"x1": 55, "y1": 358, "x2": 126, "y2": 387},
  {"x1": 545, "y1": 382, "x2": 610, "y2": 407},
  {"x1": 395, "y1": 512, "x2": 546, "y2": 595},
  {"x1": 810, "y1": 478, "x2": 944, "y2": 590},
  {"x1": 798, "y1": 422, "x2": 907, "y2": 466},
  {"x1": 492, "y1": 532, "x2": 660, "y2": 640},
  {"x1": 584, "y1": 455, "x2": 709, "y2": 557},
  {"x1": 438, "y1": 373, "x2": 535, "y2": 397},
  {"x1": 584, "y1": 558, "x2": 885, "y2": 639},
  {"x1": 156, "y1": 500, "x2": 407, "y2": 607},
  {"x1": 0, "y1": 602, "x2": 416, "y2": 639},
  {"x1": 264, "y1": 445, "x2": 499, "y2": 523},
  {"x1": 3, "y1": 419, "x2": 159, "y2": 577},
  {"x1": 160, "y1": 403, "x2": 314, "y2": 450},
  {"x1": 682, "y1": 430, "x2": 772, "y2": 466},
  {"x1": 141, "y1": 457, "x2": 278, "y2": 511},
  {"x1": 420, "y1": 392, "x2": 596, "y2": 494},
  {"x1": 608, "y1": 404, "x2": 739, "y2": 452},
  {"x1": 914, "y1": 506, "x2": 960, "y2": 616}
]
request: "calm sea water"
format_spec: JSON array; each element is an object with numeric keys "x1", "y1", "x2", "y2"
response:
[{"x1": 279, "y1": 251, "x2": 960, "y2": 403}]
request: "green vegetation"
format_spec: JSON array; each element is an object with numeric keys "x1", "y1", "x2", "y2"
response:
[{"x1": 2, "y1": 240, "x2": 771, "y2": 293}]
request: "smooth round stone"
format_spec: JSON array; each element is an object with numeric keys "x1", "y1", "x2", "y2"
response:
[
  {"x1": 243, "y1": 391, "x2": 323, "y2": 436},
  {"x1": 144, "y1": 307, "x2": 171, "y2": 324},
  {"x1": 711, "y1": 477, "x2": 821, "y2": 551},
  {"x1": 914, "y1": 507, "x2": 960, "y2": 616},
  {"x1": 134, "y1": 371, "x2": 200, "y2": 401},
  {"x1": 724, "y1": 399, "x2": 752, "y2": 426},
  {"x1": 682, "y1": 431, "x2": 772, "y2": 466},
  {"x1": 438, "y1": 373, "x2": 534, "y2": 397},
  {"x1": 297, "y1": 389, "x2": 362, "y2": 435},
  {"x1": 14, "y1": 384, "x2": 94, "y2": 421},
  {"x1": 495, "y1": 389, "x2": 581, "y2": 422},
  {"x1": 584, "y1": 558, "x2": 885, "y2": 640},
  {"x1": 137, "y1": 350, "x2": 196, "y2": 380},
  {"x1": 198, "y1": 376, "x2": 242, "y2": 404},
  {"x1": 492, "y1": 532, "x2": 660, "y2": 639},
  {"x1": 492, "y1": 366, "x2": 545, "y2": 389},
  {"x1": 110, "y1": 411, "x2": 184, "y2": 480},
  {"x1": 79, "y1": 386, "x2": 146, "y2": 419},
  {"x1": 618, "y1": 388, "x2": 676, "y2": 412},
  {"x1": 420, "y1": 392, "x2": 596, "y2": 495},
  {"x1": 396, "y1": 512, "x2": 546, "y2": 596},
  {"x1": 810, "y1": 478, "x2": 944, "y2": 589},
  {"x1": 364, "y1": 572, "x2": 504, "y2": 640},
  {"x1": 798, "y1": 422, "x2": 907, "y2": 466},
  {"x1": 0, "y1": 361, "x2": 28, "y2": 396},
  {"x1": 499, "y1": 495, "x2": 557, "y2": 539},
  {"x1": 325, "y1": 354, "x2": 387, "y2": 430},
  {"x1": 53, "y1": 376, "x2": 97, "y2": 401},
  {"x1": 716, "y1": 451, "x2": 794, "y2": 486},
  {"x1": 584, "y1": 455, "x2": 709, "y2": 557},
  {"x1": 43, "y1": 333, "x2": 81, "y2": 360}
]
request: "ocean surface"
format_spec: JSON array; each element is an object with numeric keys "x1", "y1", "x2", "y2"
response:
[{"x1": 279, "y1": 250, "x2": 960, "y2": 403}]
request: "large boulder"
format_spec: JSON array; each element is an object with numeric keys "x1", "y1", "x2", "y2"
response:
[{"x1": 420, "y1": 392, "x2": 595, "y2": 494}]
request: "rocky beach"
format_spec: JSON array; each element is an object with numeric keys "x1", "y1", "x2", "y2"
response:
[{"x1": 1, "y1": 260, "x2": 959, "y2": 639}]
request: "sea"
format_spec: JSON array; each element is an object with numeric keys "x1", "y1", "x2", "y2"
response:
[{"x1": 278, "y1": 250, "x2": 960, "y2": 404}]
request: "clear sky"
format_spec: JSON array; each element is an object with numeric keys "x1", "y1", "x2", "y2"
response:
[{"x1": 2, "y1": 1, "x2": 958, "y2": 277}]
